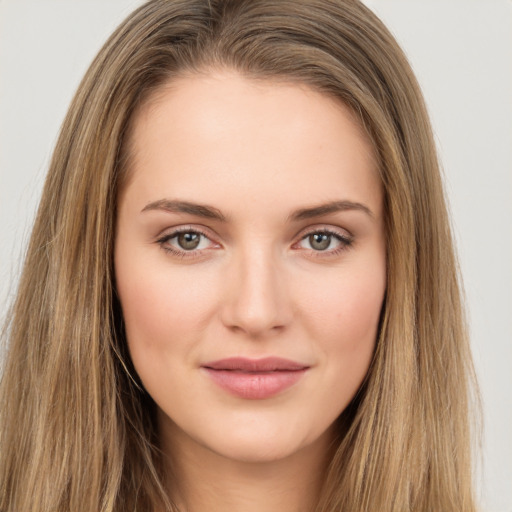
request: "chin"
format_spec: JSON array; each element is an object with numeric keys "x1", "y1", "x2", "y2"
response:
[
  {"x1": 208, "y1": 441, "x2": 305, "y2": 465},
  {"x1": 198, "y1": 419, "x2": 333, "y2": 465}
]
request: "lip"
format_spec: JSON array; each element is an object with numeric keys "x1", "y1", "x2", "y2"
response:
[{"x1": 201, "y1": 357, "x2": 309, "y2": 400}]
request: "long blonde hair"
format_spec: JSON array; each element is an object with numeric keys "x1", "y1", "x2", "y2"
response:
[{"x1": 0, "y1": 1, "x2": 479, "y2": 510}]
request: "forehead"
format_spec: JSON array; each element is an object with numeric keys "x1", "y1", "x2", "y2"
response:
[{"x1": 123, "y1": 70, "x2": 381, "y2": 219}]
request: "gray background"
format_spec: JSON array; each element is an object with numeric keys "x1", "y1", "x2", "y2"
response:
[{"x1": 1, "y1": 1, "x2": 511, "y2": 510}]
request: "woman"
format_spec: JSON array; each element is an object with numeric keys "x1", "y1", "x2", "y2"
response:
[{"x1": 0, "y1": 1, "x2": 479, "y2": 511}]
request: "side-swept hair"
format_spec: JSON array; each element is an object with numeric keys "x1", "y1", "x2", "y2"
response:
[{"x1": 0, "y1": 1, "x2": 479, "y2": 510}]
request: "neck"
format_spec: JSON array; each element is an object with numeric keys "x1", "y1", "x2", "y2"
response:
[{"x1": 158, "y1": 417, "x2": 335, "y2": 512}]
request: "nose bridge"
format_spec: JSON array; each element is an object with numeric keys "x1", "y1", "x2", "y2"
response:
[{"x1": 221, "y1": 240, "x2": 290, "y2": 336}]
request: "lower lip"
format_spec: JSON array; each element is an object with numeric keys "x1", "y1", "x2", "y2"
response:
[{"x1": 202, "y1": 368, "x2": 308, "y2": 399}]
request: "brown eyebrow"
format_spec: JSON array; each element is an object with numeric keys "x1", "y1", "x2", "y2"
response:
[
  {"x1": 141, "y1": 198, "x2": 373, "y2": 223},
  {"x1": 141, "y1": 199, "x2": 227, "y2": 222},
  {"x1": 289, "y1": 200, "x2": 374, "y2": 221}
]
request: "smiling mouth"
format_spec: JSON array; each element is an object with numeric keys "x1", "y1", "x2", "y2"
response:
[{"x1": 201, "y1": 357, "x2": 309, "y2": 399}]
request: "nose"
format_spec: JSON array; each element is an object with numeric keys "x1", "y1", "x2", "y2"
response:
[{"x1": 220, "y1": 245, "x2": 292, "y2": 337}]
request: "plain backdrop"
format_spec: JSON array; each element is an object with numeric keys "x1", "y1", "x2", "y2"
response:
[{"x1": 1, "y1": 1, "x2": 511, "y2": 511}]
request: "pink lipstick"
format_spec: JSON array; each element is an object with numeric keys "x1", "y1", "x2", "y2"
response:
[{"x1": 201, "y1": 357, "x2": 309, "y2": 399}]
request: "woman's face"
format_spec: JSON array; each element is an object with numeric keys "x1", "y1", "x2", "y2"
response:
[{"x1": 115, "y1": 71, "x2": 386, "y2": 463}]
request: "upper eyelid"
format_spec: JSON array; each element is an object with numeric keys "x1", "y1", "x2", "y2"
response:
[
  {"x1": 156, "y1": 225, "x2": 218, "y2": 241},
  {"x1": 295, "y1": 224, "x2": 353, "y2": 240}
]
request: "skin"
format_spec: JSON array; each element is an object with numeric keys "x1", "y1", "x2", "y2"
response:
[{"x1": 115, "y1": 70, "x2": 386, "y2": 512}]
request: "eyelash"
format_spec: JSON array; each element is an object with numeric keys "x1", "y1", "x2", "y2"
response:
[
  {"x1": 156, "y1": 226, "x2": 215, "y2": 260},
  {"x1": 156, "y1": 226, "x2": 353, "y2": 260},
  {"x1": 295, "y1": 228, "x2": 353, "y2": 258}
]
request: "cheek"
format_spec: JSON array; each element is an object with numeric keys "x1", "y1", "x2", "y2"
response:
[
  {"x1": 114, "y1": 254, "x2": 226, "y2": 413},
  {"x1": 303, "y1": 266, "x2": 385, "y2": 342},
  {"x1": 298, "y1": 262, "x2": 385, "y2": 392},
  {"x1": 114, "y1": 249, "x2": 219, "y2": 367}
]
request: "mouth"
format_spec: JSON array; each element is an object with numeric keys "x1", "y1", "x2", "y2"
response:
[{"x1": 201, "y1": 357, "x2": 310, "y2": 400}]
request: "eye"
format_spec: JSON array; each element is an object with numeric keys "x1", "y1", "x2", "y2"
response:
[
  {"x1": 156, "y1": 227, "x2": 219, "y2": 257},
  {"x1": 295, "y1": 229, "x2": 352, "y2": 254}
]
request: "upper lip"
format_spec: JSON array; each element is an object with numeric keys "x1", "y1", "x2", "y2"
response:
[{"x1": 201, "y1": 357, "x2": 309, "y2": 372}]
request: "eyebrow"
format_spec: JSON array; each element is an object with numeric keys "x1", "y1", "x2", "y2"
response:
[
  {"x1": 289, "y1": 200, "x2": 374, "y2": 221},
  {"x1": 141, "y1": 198, "x2": 373, "y2": 222},
  {"x1": 141, "y1": 199, "x2": 227, "y2": 221}
]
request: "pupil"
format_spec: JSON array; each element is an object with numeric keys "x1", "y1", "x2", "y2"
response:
[
  {"x1": 178, "y1": 232, "x2": 200, "y2": 250},
  {"x1": 310, "y1": 233, "x2": 330, "y2": 251}
]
